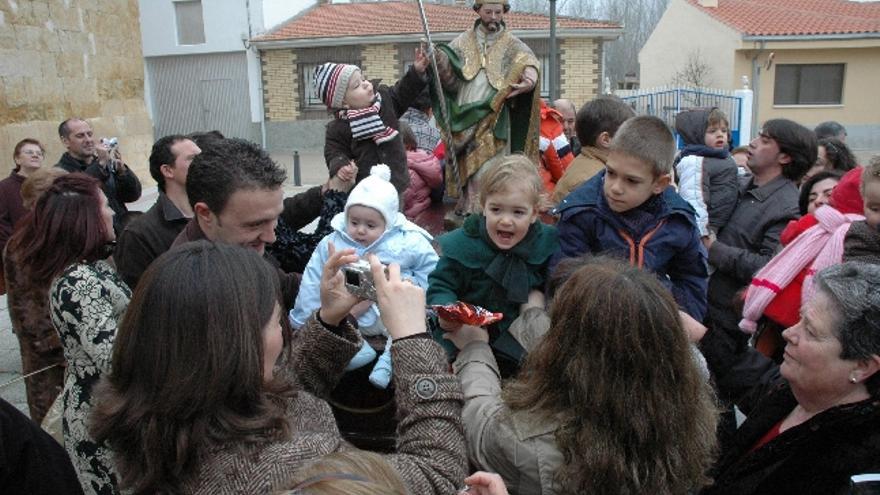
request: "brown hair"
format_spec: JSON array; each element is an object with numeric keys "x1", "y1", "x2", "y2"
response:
[
  {"x1": 20, "y1": 167, "x2": 68, "y2": 210},
  {"x1": 280, "y1": 451, "x2": 407, "y2": 495},
  {"x1": 90, "y1": 241, "x2": 293, "y2": 494},
  {"x1": 610, "y1": 115, "x2": 676, "y2": 176},
  {"x1": 706, "y1": 108, "x2": 729, "y2": 129},
  {"x1": 478, "y1": 154, "x2": 542, "y2": 210},
  {"x1": 12, "y1": 138, "x2": 44, "y2": 172},
  {"x1": 6, "y1": 173, "x2": 112, "y2": 285},
  {"x1": 505, "y1": 256, "x2": 718, "y2": 494},
  {"x1": 860, "y1": 155, "x2": 880, "y2": 194}
]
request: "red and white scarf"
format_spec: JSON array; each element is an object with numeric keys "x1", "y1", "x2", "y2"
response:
[
  {"x1": 338, "y1": 93, "x2": 398, "y2": 144},
  {"x1": 739, "y1": 205, "x2": 864, "y2": 333}
]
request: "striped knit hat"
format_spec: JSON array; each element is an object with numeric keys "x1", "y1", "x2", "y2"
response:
[{"x1": 313, "y1": 62, "x2": 359, "y2": 110}]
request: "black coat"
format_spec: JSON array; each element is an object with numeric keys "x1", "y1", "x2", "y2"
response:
[
  {"x1": 55, "y1": 152, "x2": 142, "y2": 232},
  {"x1": 699, "y1": 327, "x2": 880, "y2": 495}
]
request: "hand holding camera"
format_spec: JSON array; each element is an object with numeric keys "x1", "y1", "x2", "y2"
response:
[
  {"x1": 97, "y1": 137, "x2": 122, "y2": 173},
  {"x1": 367, "y1": 254, "x2": 427, "y2": 340}
]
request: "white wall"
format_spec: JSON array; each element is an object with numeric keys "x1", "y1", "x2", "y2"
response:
[
  {"x1": 639, "y1": 0, "x2": 741, "y2": 89},
  {"x1": 139, "y1": 0, "x2": 255, "y2": 57}
]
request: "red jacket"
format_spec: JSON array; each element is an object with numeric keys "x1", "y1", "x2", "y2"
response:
[{"x1": 538, "y1": 102, "x2": 573, "y2": 193}]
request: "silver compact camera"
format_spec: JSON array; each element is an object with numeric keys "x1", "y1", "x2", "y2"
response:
[
  {"x1": 101, "y1": 137, "x2": 119, "y2": 150},
  {"x1": 343, "y1": 259, "x2": 387, "y2": 301}
]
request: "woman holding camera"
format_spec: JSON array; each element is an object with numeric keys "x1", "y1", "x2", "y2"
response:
[{"x1": 90, "y1": 241, "x2": 466, "y2": 494}]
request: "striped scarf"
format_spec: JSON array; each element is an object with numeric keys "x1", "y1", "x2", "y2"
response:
[{"x1": 338, "y1": 93, "x2": 398, "y2": 144}]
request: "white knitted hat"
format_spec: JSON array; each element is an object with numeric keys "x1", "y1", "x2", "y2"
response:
[{"x1": 345, "y1": 165, "x2": 399, "y2": 226}]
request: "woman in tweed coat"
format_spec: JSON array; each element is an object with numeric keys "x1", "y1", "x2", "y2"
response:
[{"x1": 91, "y1": 241, "x2": 466, "y2": 494}]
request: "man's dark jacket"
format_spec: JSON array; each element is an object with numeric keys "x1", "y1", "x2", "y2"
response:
[{"x1": 55, "y1": 152, "x2": 142, "y2": 232}]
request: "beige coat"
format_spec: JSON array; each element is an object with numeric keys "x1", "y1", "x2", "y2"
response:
[
  {"x1": 552, "y1": 146, "x2": 609, "y2": 203},
  {"x1": 454, "y1": 341, "x2": 564, "y2": 495}
]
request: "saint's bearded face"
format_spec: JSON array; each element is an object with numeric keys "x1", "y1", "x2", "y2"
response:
[{"x1": 477, "y1": 4, "x2": 503, "y2": 32}]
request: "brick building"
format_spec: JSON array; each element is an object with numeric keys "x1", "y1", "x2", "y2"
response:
[
  {"x1": 251, "y1": 1, "x2": 622, "y2": 151},
  {"x1": 0, "y1": 0, "x2": 153, "y2": 181}
]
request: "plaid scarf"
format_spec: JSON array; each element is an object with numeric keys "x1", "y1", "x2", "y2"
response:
[{"x1": 338, "y1": 93, "x2": 398, "y2": 144}]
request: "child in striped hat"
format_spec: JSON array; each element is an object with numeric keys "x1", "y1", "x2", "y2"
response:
[{"x1": 314, "y1": 47, "x2": 428, "y2": 195}]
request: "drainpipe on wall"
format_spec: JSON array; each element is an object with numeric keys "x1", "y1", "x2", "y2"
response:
[
  {"x1": 750, "y1": 40, "x2": 765, "y2": 138},
  {"x1": 257, "y1": 49, "x2": 267, "y2": 150}
]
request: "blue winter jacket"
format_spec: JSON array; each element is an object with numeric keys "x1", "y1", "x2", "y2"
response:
[
  {"x1": 289, "y1": 211, "x2": 439, "y2": 332},
  {"x1": 553, "y1": 171, "x2": 709, "y2": 320}
]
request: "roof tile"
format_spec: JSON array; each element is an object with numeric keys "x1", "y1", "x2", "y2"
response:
[
  {"x1": 255, "y1": 1, "x2": 620, "y2": 41},
  {"x1": 686, "y1": 0, "x2": 880, "y2": 36}
]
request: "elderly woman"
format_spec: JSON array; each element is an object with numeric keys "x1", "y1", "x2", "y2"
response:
[
  {"x1": 449, "y1": 256, "x2": 718, "y2": 494},
  {"x1": 687, "y1": 262, "x2": 880, "y2": 494},
  {"x1": 90, "y1": 241, "x2": 465, "y2": 494}
]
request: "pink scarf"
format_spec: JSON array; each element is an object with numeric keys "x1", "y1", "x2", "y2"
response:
[{"x1": 739, "y1": 205, "x2": 864, "y2": 333}]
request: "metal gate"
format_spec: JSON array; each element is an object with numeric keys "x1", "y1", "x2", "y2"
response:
[
  {"x1": 146, "y1": 52, "x2": 258, "y2": 142},
  {"x1": 615, "y1": 86, "x2": 753, "y2": 147}
]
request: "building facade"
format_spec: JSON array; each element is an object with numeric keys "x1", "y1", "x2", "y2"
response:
[
  {"x1": 0, "y1": 0, "x2": 153, "y2": 179},
  {"x1": 252, "y1": 1, "x2": 622, "y2": 151},
  {"x1": 640, "y1": 0, "x2": 880, "y2": 151}
]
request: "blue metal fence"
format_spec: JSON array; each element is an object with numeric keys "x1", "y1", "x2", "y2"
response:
[{"x1": 616, "y1": 87, "x2": 746, "y2": 147}]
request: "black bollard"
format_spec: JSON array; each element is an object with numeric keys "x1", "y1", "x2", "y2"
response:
[{"x1": 293, "y1": 150, "x2": 302, "y2": 186}]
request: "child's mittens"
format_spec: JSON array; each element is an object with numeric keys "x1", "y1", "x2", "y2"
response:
[
  {"x1": 368, "y1": 349, "x2": 393, "y2": 389},
  {"x1": 345, "y1": 339, "x2": 378, "y2": 371}
]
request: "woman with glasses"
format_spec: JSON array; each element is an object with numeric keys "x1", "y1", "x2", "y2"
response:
[{"x1": 1, "y1": 139, "x2": 45, "y2": 273}]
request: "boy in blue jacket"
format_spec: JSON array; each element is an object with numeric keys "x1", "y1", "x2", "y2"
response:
[{"x1": 553, "y1": 115, "x2": 708, "y2": 320}]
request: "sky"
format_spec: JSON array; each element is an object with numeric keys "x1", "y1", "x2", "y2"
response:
[{"x1": 262, "y1": 0, "x2": 319, "y2": 30}]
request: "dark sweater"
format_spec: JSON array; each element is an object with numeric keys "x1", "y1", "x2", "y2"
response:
[
  {"x1": 0, "y1": 170, "x2": 27, "y2": 254},
  {"x1": 0, "y1": 398, "x2": 84, "y2": 495}
]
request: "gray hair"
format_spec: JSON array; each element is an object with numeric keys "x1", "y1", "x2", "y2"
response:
[{"x1": 813, "y1": 262, "x2": 880, "y2": 394}]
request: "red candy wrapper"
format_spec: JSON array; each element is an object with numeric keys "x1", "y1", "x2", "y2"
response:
[{"x1": 432, "y1": 302, "x2": 503, "y2": 327}]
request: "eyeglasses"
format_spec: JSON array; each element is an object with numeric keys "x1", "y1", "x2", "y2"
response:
[{"x1": 19, "y1": 150, "x2": 44, "y2": 157}]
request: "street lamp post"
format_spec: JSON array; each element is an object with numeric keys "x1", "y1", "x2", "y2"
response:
[{"x1": 549, "y1": 0, "x2": 557, "y2": 101}]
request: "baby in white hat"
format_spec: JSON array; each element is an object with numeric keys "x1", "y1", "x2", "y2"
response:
[{"x1": 289, "y1": 165, "x2": 439, "y2": 388}]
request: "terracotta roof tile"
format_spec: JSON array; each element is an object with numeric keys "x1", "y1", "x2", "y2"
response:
[
  {"x1": 255, "y1": 1, "x2": 620, "y2": 41},
  {"x1": 686, "y1": 0, "x2": 880, "y2": 36}
]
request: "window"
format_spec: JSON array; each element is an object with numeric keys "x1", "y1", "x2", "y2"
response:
[
  {"x1": 538, "y1": 55, "x2": 551, "y2": 99},
  {"x1": 175, "y1": 0, "x2": 206, "y2": 45},
  {"x1": 774, "y1": 64, "x2": 844, "y2": 105}
]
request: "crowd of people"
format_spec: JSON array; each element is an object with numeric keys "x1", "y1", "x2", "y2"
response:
[{"x1": 2, "y1": 1, "x2": 880, "y2": 494}]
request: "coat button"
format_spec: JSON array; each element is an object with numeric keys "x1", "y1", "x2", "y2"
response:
[{"x1": 415, "y1": 377, "x2": 438, "y2": 399}]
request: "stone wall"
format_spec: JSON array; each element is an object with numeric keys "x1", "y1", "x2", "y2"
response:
[
  {"x1": 560, "y1": 37, "x2": 601, "y2": 106},
  {"x1": 261, "y1": 48, "x2": 298, "y2": 121},
  {"x1": 0, "y1": 0, "x2": 153, "y2": 183}
]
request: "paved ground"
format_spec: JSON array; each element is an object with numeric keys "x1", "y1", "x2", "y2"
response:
[
  {"x1": 0, "y1": 150, "x2": 330, "y2": 418},
  {"x1": 0, "y1": 294, "x2": 27, "y2": 415}
]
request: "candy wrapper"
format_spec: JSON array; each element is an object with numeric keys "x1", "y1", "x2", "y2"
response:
[{"x1": 431, "y1": 302, "x2": 503, "y2": 327}]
